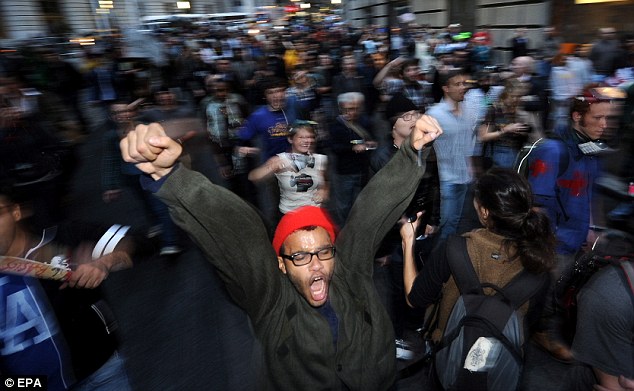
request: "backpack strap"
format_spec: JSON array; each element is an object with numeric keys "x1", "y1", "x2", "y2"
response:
[
  {"x1": 445, "y1": 235, "x2": 482, "y2": 295},
  {"x1": 446, "y1": 235, "x2": 546, "y2": 307},
  {"x1": 495, "y1": 270, "x2": 548, "y2": 309},
  {"x1": 515, "y1": 137, "x2": 543, "y2": 176}
]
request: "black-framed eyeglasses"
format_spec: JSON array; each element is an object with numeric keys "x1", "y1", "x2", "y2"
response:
[
  {"x1": 399, "y1": 111, "x2": 422, "y2": 122},
  {"x1": 281, "y1": 246, "x2": 336, "y2": 266}
]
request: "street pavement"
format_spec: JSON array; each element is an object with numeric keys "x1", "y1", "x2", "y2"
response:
[{"x1": 63, "y1": 119, "x2": 579, "y2": 390}]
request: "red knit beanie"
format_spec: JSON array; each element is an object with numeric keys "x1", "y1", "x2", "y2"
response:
[{"x1": 272, "y1": 206, "x2": 337, "y2": 254}]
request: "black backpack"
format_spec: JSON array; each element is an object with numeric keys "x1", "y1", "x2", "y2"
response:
[
  {"x1": 434, "y1": 236, "x2": 547, "y2": 391},
  {"x1": 557, "y1": 229, "x2": 634, "y2": 338}
]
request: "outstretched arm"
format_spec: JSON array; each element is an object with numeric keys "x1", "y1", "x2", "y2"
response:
[
  {"x1": 120, "y1": 123, "x2": 281, "y2": 317},
  {"x1": 337, "y1": 115, "x2": 442, "y2": 273},
  {"x1": 372, "y1": 57, "x2": 405, "y2": 89},
  {"x1": 120, "y1": 123, "x2": 182, "y2": 179},
  {"x1": 248, "y1": 155, "x2": 287, "y2": 183}
]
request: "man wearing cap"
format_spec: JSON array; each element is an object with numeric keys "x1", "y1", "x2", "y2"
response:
[
  {"x1": 370, "y1": 93, "x2": 440, "y2": 348},
  {"x1": 120, "y1": 113, "x2": 442, "y2": 390}
]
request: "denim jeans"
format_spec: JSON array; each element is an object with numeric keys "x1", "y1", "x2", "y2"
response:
[
  {"x1": 72, "y1": 351, "x2": 132, "y2": 391},
  {"x1": 491, "y1": 145, "x2": 519, "y2": 169},
  {"x1": 438, "y1": 182, "x2": 469, "y2": 240}
]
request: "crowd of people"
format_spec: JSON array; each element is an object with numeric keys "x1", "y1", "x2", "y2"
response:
[{"x1": 1, "y1": 19, "x2": 634, "y2": 390}]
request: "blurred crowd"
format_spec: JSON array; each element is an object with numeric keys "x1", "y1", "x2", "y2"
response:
[
  {"x1": 1, "y1": 18, "x2": 634, "y2": 390},
  {"x1": 1, "y1": 22, "x2": 633, "y2": 227}
]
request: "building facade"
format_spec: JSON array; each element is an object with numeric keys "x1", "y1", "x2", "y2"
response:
[
  {"x1": 346, "y1": 0, "x2": 634, "y2": 64},
  {"x1": 0, "y1": 0, "x2": 256, "y2": 41},
  {"x1": 2, "y1": 0, "x2": 633, "y2": 58}
]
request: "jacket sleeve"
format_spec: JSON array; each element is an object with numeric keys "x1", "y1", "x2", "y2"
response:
[
  {"x1": 329, "y1": 120, "x2": 353, "y2": 154},
  {"x1": 155, "y1": 166, "x2": 281, "y2": 318},
  {"x1": 336, "y1": 139, "x2": 428, "y2": 275},
  {"x1": 407, "y1": 240, "x2": 451, "y2": 309},
  {"x1": 236, "y1": 111, "x2": 259, "y2": 142}
]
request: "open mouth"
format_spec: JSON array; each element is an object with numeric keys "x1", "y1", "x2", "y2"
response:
[{"x1": 310, "y1": 276, "x2": 327, "y2": 302}]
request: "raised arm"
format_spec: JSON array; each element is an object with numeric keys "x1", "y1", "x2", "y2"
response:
[
  {"x1": 119, "y1": 123, "x2": 182, "y2": 180},
  {"x1": 121, "y1": 123, "x2": 281, "y2": 317},
  {"x1": 336, "y1": 115, "x2": 442, "y2": 273},
  {"x1": 372, "y1": 57, "x2": 405, "y2": 89}
]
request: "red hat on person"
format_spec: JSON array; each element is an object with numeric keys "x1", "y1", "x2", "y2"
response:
[{"x1": 273, "y1": 206, "x2": 337, "y2": 254}]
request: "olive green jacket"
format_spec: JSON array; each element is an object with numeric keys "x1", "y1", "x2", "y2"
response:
[{"x1": 156, "y1": 140, "x2": 428, "y2": 390}]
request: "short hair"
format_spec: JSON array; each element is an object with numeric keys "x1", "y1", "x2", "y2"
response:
[
  {"x1": 289, "y1": 120, "x2": 317, "y2": 137},
  {"x1": 439, "y1": 68, "x2": 467, "y2": 87},
  {"x1": 400, "y1": 58, "x2": 420, "y2": 73},
  {"x1": 570, "y1": 84, "x2": 624, "y2": 117},
  {"x1": 337, "y1": 92, "x2": 365, "y2": 107},
  {"x1": 261, "y1": 77, "x2": 287, "y2": 93}
]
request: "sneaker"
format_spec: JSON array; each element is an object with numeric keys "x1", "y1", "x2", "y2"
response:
[
  {"x1": 160, "y1": 245, "x2": 183, "y2": 256},
  {"x1": 395, "y1": 339, "x2": 415, "y2": 360}
]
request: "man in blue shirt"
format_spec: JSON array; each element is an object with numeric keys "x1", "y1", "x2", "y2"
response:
[
  {"x1": 237, "y1": 77, "x2": 300, "y2": 163},
  {"x1": 426, "y1": 69, "x2": 478, "y2": 240},
  {"x1": 237, "y1": 77, "x2": 301, "y2": 226}
]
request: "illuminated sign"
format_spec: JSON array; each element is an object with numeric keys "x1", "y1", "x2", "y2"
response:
[{"x1": 575, "y1": 0, "x2": 627, "y2": 3}]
